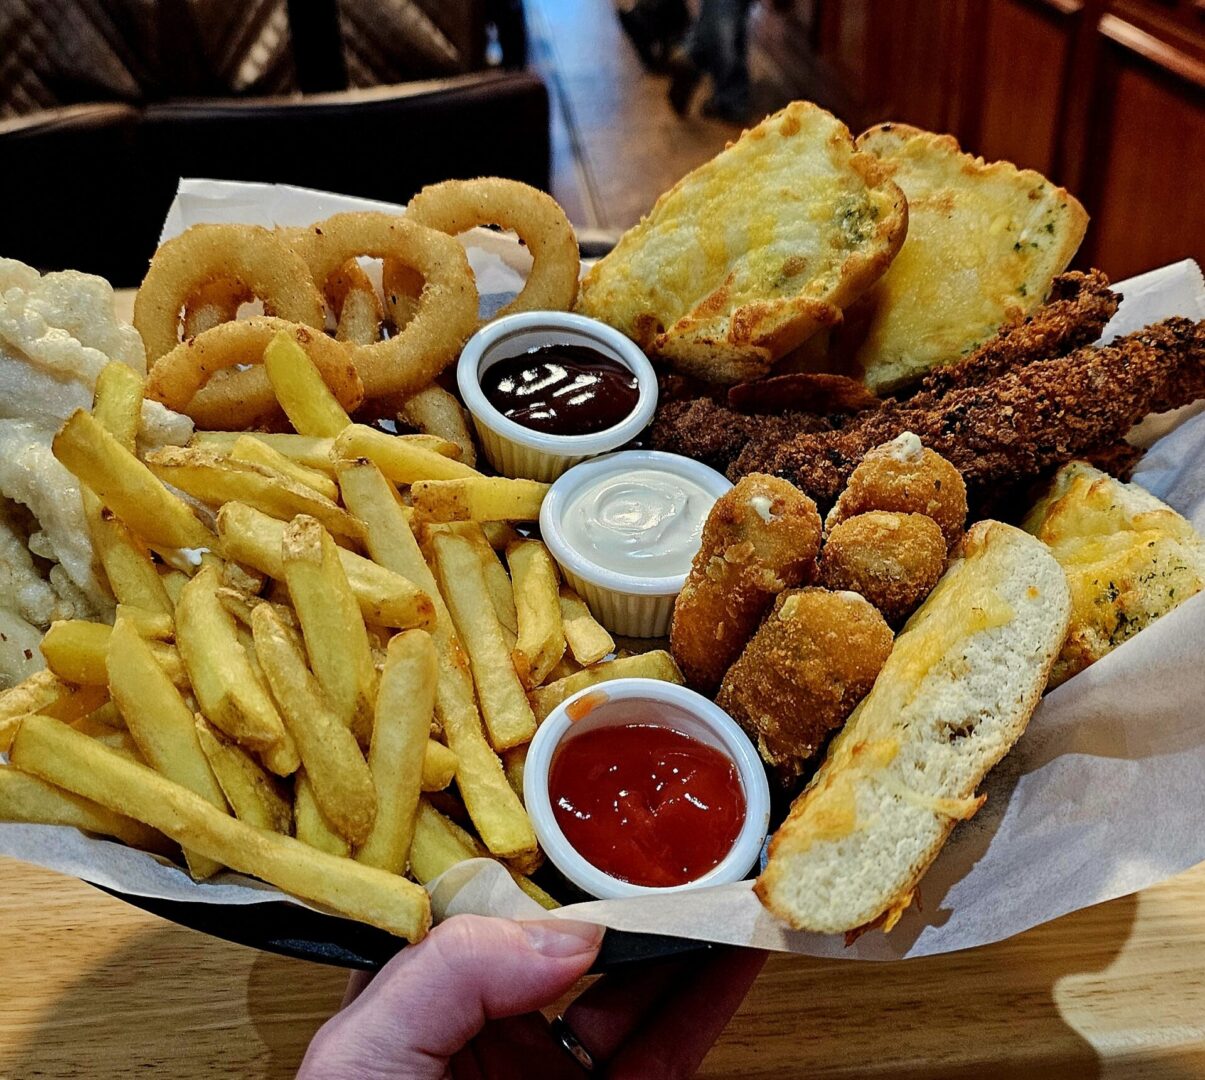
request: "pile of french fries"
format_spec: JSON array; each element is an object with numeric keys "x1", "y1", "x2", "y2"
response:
[{"x1": 0, "y1": 331, "x2": 682, "y2": 941}]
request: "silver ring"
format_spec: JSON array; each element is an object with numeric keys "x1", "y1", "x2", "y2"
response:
[{"x1": 550, "y1": 1014, "x2": 595, "y2": 1072}]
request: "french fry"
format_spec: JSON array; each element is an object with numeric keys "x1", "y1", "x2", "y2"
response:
[
  {"x1": 401, "y1": 385, "x2": 477, "y2": 467},
  {"x1": 507, "y1": 540, "x2": 565, "y2": 688},
  {"x1": 228, "y1": 434, "x2": 340, "y2": 501},
  {"x1": 335, "y1": 460, "x2": 537, "y2": 858},
  {"x1": 502, "y1": 744, "x2": 527, "y2": 801},
  {"x1": 425, "y1": 523, "x2": 519, "y2": 637},
  {"x1": 0, "y1": 671, "x2": 108, "y2": 752},
  {"x1": 91, "y1": 727, "x2": 145, "y2": 762},
  {"x1": 73, "y1": 701, "x2": 124, "y2": 735},
  {"x1": 333, "y1": 423, "x2": 480, "y2": 483},
  {"x1": 250, "y1": 605, "x2": 376, "y2": 845},
  {"x1": 216, "y1": 502, "x2": 433, "y2": 629},
  {"x1": 159, "y1": 568, "x2": 189, "y2": 607},
  {"x1": 105, "y1": 618, "x2": 228, "y2": 878},
  {"x1": 53, "y1": 410, "x2": 213, "y2": 550},
  {"x1": 294, "y1": 770, "x2": 350, "y2": 856},
  {"x1": 411, "y1": 477, "x2": 549, "y2": 523},
  {"x1": 263, "y1": 329, "x2": 352, "y2": 437},
  {"x1": 409, "y1": 799, "x2": 558, "y2": 910},
  {"x1": 422, "y1": 739, "x2": 458, "y2": 792},
  {"x1": 282, "y1": 516, "x2": 378, "y2": 745},
  {"x1": 558, "y1": 588, "x2": 615, "y2": 666},
  {"x1": 481, "y1": 522, "x2": 522, "y2": 551},
  {"x1": 114, "y1": 605, "x2": 174, "y2": 640},
  {"x1": 543, "y1": 654, "x2": 581, "y2": 684},
  {"x1": 220, "y1": 559, "x2": 267, "y2": 596},
  {"x1": 146, "y1": 447, "x2": 365, "y2": 542},
  {"x1": 195, "y1": 718, "x2": 292, "y2": 834},
  {"x1": 40, "y1": 620, "x2": 185, "y2": 689},
  {"x1": 355, "y1": 630, "x2": 436, "y2": 873},
  {"x1": 432, "y1": 532, "x2": 537, "y2": 751},
  {"x1": 10, "y1": 716, "x2": 429, "y2": 940},
  {"x1": 0, "y1": 765, "x2": 171, "y2": 853},
  {"x1": 88, "y1": 511, "x2": 174, "y2": 615},
  {"x1": 216, "y1": 587, "x2": 298, "y2": 632},
  {"x1": 175, "y1": 567, "x2": 297, "y2": 763},
  {"x1": 192, "y1": 432, "x2": 338, "y2": 474},
  {"x1": 528, "y1": 651, "x2": 685, "y2": 722},
  {"x1": 91, "y1": 362, "x2": 144, "y2": 451}
]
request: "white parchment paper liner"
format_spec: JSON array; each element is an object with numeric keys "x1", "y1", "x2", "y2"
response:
[{"x1": 2, "y1": 180, "x2": 1203, "y2": 961}]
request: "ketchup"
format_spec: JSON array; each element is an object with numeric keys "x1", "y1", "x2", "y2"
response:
[
  {"x1": 549, "y1": 715, "x2": 746, "y2": 888},
  {"x1": 480, "y1": 344, "x2": 639, "y2": 436}
]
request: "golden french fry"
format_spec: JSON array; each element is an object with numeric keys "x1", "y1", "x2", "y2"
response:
[
  {"x1": 220, "y1": 559, "x2": 267, "y2": 597},
  {"x1": 216, "y1": 502, "x2": 433, "y2": 629},
  {"x1": 114, "y1": 605, "x2": 174, "y2": 640},
  {"x1": 507, "y1": 540, "x2": 565, "y2": 688},
  {"x1": 543, "y1": 654, "x2": 581, "y2": 684},
  {"x1": 88, "y1": 510, "x2": 175, "y2": 615},
  {"x1": 502, "y1": 744, "x2": 527, "y2": 801},
  {"x1": 335, "y1": 460, "x2": 536, "y2": 858},
  {"x1": 91, "y1": 362, "x2": 144, "y2": 452},
  {"x1": 558, "y1": 588, "x2": 615, "y2": 666},
  {"x1": 263, "y1": 329, "x2": 353, "y2": 437},
  {"x1": 10, "y1": 716, "x2": 429, "y2": 940},
  {"x1": 175, "y1": 568, "x2": 297, "y2": 764},
  {"x1": 529, "y1": 651, "x2": 685, "y2": 722},
  {"x1": 282, "y1": 515, "x2": 378, "y2": 745},
  {"x1": 432, "y1": 533, "x2": 537, "y2": 751},
  {"x1": 195, "y1": 717, "x2": 292, "y2": 834},
  {"x1": 294, "y1": 769, "x2": 350, "y2": 856},
  {"x1": 91, "y1": 727, "x2": 145, "y2": 762},
  {"x1": 411, "y1": 477, "x2": 549, "y2": 523},
  {"x1": 192, "y1": 432, "x2": 337, "y2": 473},
  {"x1": 159, "y1": 568, "x2": 189, "y2": 607},
  {"x1": 53, "y1": 410, "x2": 213, "y2": 550},
  {"x1": 250, "y1": 604, "x2": 376, "y2": 845},
  {"x1": 425, "y1": 523, "x2": 519, "y2": 637},
  {"x1": 401, "y1": 385, "x2": 476, "y2": 467},
  {"x1": 146, "y1": 447, "x2": 364, "y2": 542},
  {"x1": 0, "y1": 765, "x2": 171, "y2": 853},
  {"x1": 481, "y1": 522, "x2": 522, "y2": 550},
  {"x1": 422, "y1": 739, "x2": 458, "y2": 792},
  {"x1": 72, "y1": 701, "x2": 125, "y2": 735},
  {"x1": 216, "y1": 587, "x2": 298, "y2": 632},
  {"x1": 333, "y1": 423, "x2": 479, "y2": 483},
  {"x1": 228, "y1": 434, "x2": 340, "y2": 500},
  {"x1": 0, "y1": 672, "x2": 108, "y2": 752},
  {"x1": 105, "y1": 618, "x2": 228, "y2": 878},
  {"x1": 355, "y1": 630, "x2": 436, "y2": 873},
  {"x1": 40, "y1": 620, "x2": 185, "y2": 689}
]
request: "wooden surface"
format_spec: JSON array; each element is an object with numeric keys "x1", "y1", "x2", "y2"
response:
[{"x1": 6, "y1": 855, "x2": 1205, "y2": 1078}]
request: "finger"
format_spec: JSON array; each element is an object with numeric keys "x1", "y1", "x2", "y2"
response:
[
  {"x1": 299, "y1": 915, "x2": 603, "y2": 1080},
  {"x1": 454, "y1": 1014, "x2": 584, "y2": 1080},
  {"x1": 561, "y1": 955, "x2": 693, "y2": 1062},
  {"x1": 606, "y1": 947, "x2": 767, "y2": 1080},
  {"x1": 341, "y1": 969, "x2": 373, "y2": 1009}
]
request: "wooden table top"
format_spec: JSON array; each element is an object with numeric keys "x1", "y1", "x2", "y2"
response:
[{"x1": 4, "y1": 855, "x2": 1205, "y2": 1078}]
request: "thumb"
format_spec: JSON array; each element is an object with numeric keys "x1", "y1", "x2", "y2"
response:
[{"x1": 299, "y1": 914, "x2": 603, "y2": 1079}]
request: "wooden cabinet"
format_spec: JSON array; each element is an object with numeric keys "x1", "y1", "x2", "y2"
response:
[{"x1": 751, "y1": 0, "x2": 1205, "y2": 278}]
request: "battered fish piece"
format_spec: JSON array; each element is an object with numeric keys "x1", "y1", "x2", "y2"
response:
[
  {"x1": 737, "y1": 318, "x2": 1205, "y2": 509},
  {"x1": 819, "y1": 512, "x2": 947, "y2": 625},
  {"x1": 671, "y1": 474, "x2": 822, "y2": 694},
  {"x1": 825, "y1": 433, "x2": 968, "y2": 549},
  {"x1": 717, "y1": 588, "x2": 893, "y2": 778}
]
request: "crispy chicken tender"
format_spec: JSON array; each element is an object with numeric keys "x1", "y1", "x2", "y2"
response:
[
  {"x1": 670, "y1": 474, "x2": 822, "y2": 694},
  {"x1": 825, "y1": 433, "x2": 967, "y2": 549},
  {"x1": 819, "y1": 511, "x2": 946, "y2": 625},
  {"x1": 717, "y1": 587, "x2": 893, "y2": 778}
]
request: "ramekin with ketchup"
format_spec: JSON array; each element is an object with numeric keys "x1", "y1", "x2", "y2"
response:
[
  {"x1": 524, "y1": 678, "x2": 771, "y2": 899},
  {"x1": 457, "y1": 311, "x2": 658, "y2": 482}
]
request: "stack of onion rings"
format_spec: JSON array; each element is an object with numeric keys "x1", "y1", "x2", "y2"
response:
[
  {"x1": 406, "y1": 177, "x2": 580, "y2": 320},
  {"x1": 146, "y1": 317, "x2": 364, "y2": 429},
  {"x1": 182, "y1": 278, "x2": 253, "y2": 339},
  {"x1": 134, "y1": 224, "x2": 324, "y2": 363}
]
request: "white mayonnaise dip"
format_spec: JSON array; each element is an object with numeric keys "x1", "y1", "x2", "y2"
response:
[{"x1": 562, "y1": 467, "x2": 716, "y2": 578}]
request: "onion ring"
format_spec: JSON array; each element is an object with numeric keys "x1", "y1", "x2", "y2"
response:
[
  {"x1": 406, "y1": 178, "x2": 579, "y2": 319},
  {"x1": 328, "y1": 262, "x2": 383, "y2": 346},
  {"x1": 293, "y1": 212, "x2": 479, "y2": 399},
  {"x1": 382, "y1": 259, "x2": 425, "y2": 333},
  {"x1": 134, "y1": 224, "x2": 325, "y2": 363},
  {"x1": 182, "y1": 277, "x2": 253, "y2": 339},
  {"x1": 146, "y1": 317, "x2": 364, "y2": 429}
]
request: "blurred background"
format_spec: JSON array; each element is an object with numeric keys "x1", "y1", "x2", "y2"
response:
[{"x1": 0, "y1": 0, "x2": 1200, "y2": 285}]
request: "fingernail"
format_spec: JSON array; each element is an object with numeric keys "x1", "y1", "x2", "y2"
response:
[{"x1": 520, "y1": 918, "x2": 604, "y2": 957}]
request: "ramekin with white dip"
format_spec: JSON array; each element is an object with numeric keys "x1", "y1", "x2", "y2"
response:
[
  {"x1": 540, "y1": 449, "x2": 732, "y2": 636},
  {"x1": 457, "y1": 311, "x2": 658, "y2": 481}
]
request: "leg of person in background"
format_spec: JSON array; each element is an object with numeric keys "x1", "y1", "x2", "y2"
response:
[{"x1": 669, "y1": 0, "x2": 753, "y2": 121}]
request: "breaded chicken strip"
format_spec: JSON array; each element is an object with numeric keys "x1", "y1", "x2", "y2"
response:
[
  {"x1": 819, "y1": 511, "x2": 947, "y2": 625},
  {"x1": 670, "y1": 474, "x2": 822, "y2": 694},
  {"x1": 717, "y1": 588, "x2": 893, "y2": 778}
]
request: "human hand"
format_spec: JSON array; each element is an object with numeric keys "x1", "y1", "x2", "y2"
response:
[{"x1": 298, "y1": 914, "x2": 765, "y2": 1078}]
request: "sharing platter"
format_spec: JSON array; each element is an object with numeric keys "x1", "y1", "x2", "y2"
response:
[{"x1": 1, "y1": 100, "x2": 1203, "y2": 947}]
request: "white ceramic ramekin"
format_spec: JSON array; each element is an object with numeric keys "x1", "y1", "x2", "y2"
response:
[
  {"x1": 523, "y1": 678, "x2": 771, "y2": 900},
  {"x1": 539, "y1": 449, "x2": 732, "y2": 637},
  {"x1": 456, "y1": 311, "x2": 659, "y2": 482}
]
